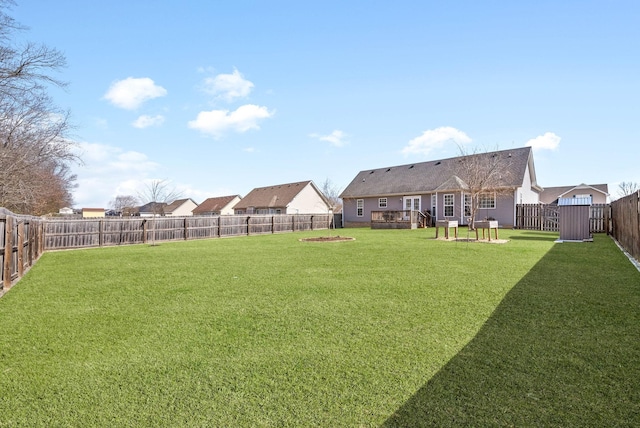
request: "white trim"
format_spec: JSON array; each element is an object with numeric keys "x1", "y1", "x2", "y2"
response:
[{"x1": 444, "y1": 193, "x2": 454, "y2": 217}]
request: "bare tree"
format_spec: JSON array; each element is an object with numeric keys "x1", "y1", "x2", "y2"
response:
[
  {"x1": 138, "y1": 179, "x2": 183, "y2": 245},
  {"x1": 0, "y1": 1, "x2": 78, "y2": 214},
  {"x1": 109, "y1": 195, "x2": 139, "y2": 215},
  {"x1": 452, "y1": 146, "x2": 515, "y2": 230},
  {"x1": 617, "y1": 181, "x2": 639, "y2": 199},
  {"x1": 320, "y1": 178, "x2": 342, "y2": 212},
  {"x1": 138, "y1": 179, "x2": 183, "y2": 215}
]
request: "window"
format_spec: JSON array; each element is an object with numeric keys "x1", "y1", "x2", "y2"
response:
[
  {"x1": 444, "y1": 194, "x2": 454, "y2": 217},
  {"x1": 379, "y1": 198, "x2": 387, "y2": 208},
  {"x1": 464, "y1": 194, "x2": 472, "y2": 217},
  {"x1": 431, "y1": 194, "x2": 436, "y2": 216},
  {"x1": 479, "y1": 193, "x2": 496, "y2": 209},
  {"x1": 357, "y1": 199, "x2": 364, "y2": 217}
]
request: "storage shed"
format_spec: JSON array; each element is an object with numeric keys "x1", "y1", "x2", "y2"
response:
[{"x1": 557, "y1": 197, "x2": 592, "y2": 242}]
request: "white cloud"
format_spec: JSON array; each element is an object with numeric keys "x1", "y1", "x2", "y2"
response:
[
  {"x1": 310, "y1": 130, "x2": 348, "y2": 147},
  {"x1": 188, "y1": 104, "x2": 273, "y2": 138},
  {"x1": 526, "y1": 132, "x2": 561, "y2": 151},
  {"x1": 132, "y1": 114, "x2": 165, "y2": 128},
  {"x1": 72, "y1": 142, "x2": 162, "y2": 208},
  {"x1": 104, "y1": 77, "x2": 167, "y2": 110},
  {"x1": 203, "y1": 68, "x2": 254, "y2": 102},
  {"x1": 402, "y1": 126, "x2": 472, "y2": 156}
]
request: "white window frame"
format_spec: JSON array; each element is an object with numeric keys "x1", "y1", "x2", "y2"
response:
[
  {"x1": 356, "y1": 199, "x2": 364, "y2": 217},
  {"x1": 431, "y1": 194, "x2": 437, "y2": 218},
  {"x1": 478, "y1": 193, "x2": 496, "y2": 209},
  {"x1": 464, "y1": 194, "x2": 472, "y2": 217},
  {"x1": 379, "y1": 198, "x2": 387, "y2": 208},
  {"x1": 444, "y1": 194, "x2": 454, "y2": 217}
]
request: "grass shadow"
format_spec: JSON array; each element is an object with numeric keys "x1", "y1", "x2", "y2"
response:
[{"x1": 382, "y1": 235, "x2": 640, "y2": 427}]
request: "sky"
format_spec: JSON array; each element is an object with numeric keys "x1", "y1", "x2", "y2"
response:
[{"x1": 12, "y1": 0, "x2": 640, "y2": 208}]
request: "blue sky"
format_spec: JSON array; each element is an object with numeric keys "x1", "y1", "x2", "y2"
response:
[{"x1": 13, "y1": 1, "x2": 639, "y2": 207}]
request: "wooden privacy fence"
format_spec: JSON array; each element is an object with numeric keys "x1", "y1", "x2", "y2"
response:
[
  {"x1": 611, "y1": 191, "x2": 640, "y2": 262},
  {"x1": 516, "y1": 203, "x2": 610, "y2": 233},
  {"x1": 43, "y1": 214, "x2": 332, "y2": 250},
  {"x1": 0, "y1": 208, "x2": 44, "y2": 294}
]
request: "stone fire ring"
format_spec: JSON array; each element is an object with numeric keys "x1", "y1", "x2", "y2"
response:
[{"x1": 299, "y1": 236, "x2": 355, "y2": 242}]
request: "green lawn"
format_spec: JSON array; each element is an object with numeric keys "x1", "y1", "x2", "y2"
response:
[{"x1": 0, "y1": 229, "x2": 638, "y2": 426}]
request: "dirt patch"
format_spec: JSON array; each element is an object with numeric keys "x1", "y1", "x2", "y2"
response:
[{"x1": 300, "y1": 236, "x2": 355, "y2": 242}]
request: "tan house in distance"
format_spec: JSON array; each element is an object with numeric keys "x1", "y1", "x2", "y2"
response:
[
  {"x1": 82, "y1": 208, "x2": 105, "y2": 218},
  {"x1": 540, "y1": 184, "x2": 609, "y2": 205},
  {"x1": 192, "y1": 195, "x2": 241, "y2": 216},
  {"x1": 233, "y1": 180, "x2": 331, "y2": 215},
  {"x1": 165, "y1": 198, "x2": 198, "y2": 216}
]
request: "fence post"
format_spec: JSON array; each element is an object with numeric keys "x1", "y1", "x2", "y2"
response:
[
  {"x1": 17, "y1": 221, "x2": 24, "y2": 278},
  {"x1": 184, "y1": 218, "x2": 188, "y2": 240},
  {"x1": 3, "y1": 215, "x2": 13, "y2": 290},
  {"x1": 142, "y1": 219, "x2": 147, "y2": 244}
]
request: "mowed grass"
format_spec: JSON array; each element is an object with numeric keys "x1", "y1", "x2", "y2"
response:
[{"x1": 0, "y1": 229, "x2": 638, "y2": 426}]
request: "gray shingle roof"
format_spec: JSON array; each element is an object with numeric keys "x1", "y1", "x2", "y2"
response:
[{"x1": 340, "y1": 146, "x2": 534, "y2": 198}]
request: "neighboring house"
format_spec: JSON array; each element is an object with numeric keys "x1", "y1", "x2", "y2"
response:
[
  {"x1": 82, "y1": 208, "x2": 105, "y2": 218},
  {"x1": 540, "y1": 184, "x2": 609, "y2": 205},
  {"x1": 164, "y1": 198, "x2": 198, "y2": 217},
  {"x1": 192, "y1": 195, "x2": 241, "y2": 216},
  {"x1": 59, "y1": 207, "x2": 74, "y2": 215},
  {"x1": 138, "y1": 202, "x2": 167, "y2": 217},
  {"x1": 233, "y1": 180, "x2": 331, "y2": 215},
  {"x1": 340, "y1": 146, "x2": 541, "y2": 228}
]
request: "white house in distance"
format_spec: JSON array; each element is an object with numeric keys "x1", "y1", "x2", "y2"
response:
[
  {"x1": 233, "y1": 180, "x2": 331, "y2": 215},
  {"x1": 192, "y1": 195, "x2": 241, "y2": 216}
]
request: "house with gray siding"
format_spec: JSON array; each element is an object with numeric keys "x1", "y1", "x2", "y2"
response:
[{"x1": 340, "y1": 146, "x2": 541, "y2": 228}]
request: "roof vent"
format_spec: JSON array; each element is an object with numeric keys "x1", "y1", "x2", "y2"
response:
[
  {"x1": 409, "y1": 165, "x2": 414, "y2": 169},
  {"x1": 386, "y1": 168, "x2": 391, "y2": 172},
  {"x1": 435, "y1": 161, "x2": 441, "y2": 166}
]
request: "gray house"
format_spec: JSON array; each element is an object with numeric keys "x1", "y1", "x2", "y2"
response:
[{"x1": 340, "y1": 146, "x2": 541, "y2": 228}]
